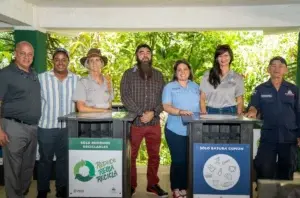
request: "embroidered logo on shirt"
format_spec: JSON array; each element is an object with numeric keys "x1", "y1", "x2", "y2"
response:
[
  {"x1": 261, "y1": 94, "x2": 272, "y2": 98},
  {"x1": 229, "y1": 78, "x2": 235, "y2": 82},
  {"x1": 226, "y1": 77, "x2": 236, "y2": 85},
  {"x1": 285, "y1": 90, "x2": 295, "y2": 96}
]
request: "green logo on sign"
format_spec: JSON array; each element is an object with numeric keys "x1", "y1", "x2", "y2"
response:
[{"x1": 74, "y1": 160, "x2": 95, "y2": 182}]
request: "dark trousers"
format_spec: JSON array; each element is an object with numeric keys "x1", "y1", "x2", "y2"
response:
[
  {"x1": 130, "y1": 125, "x2": 161, "y2": 188},
  {"x1": 2, "y1": 118, "x2": 38, "y2": 198},
  {"x1": 255, "y1": 142, "x2": 297, "y2": 180},
  {"x1": 165, "y1": 127, "x2": 187, "y2": 190},
  {"x1": 37, "y1": 127, "x2": 68, "y2": 192}
]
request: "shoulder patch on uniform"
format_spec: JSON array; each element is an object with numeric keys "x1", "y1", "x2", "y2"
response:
[
  {"x1": 203, "y1": 71, "x2": 210, "y2": 77},
  {"x1": 79, "y1": 77, "x2": 89, "y2": 83}
]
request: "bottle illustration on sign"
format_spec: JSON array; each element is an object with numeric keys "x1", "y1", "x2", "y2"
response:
[
  {"x1": 215, "y1": 157, "x2": 220, "y2": 165},
  {"x1": 217, "y1": 168, "x2": 222, "y2": 176},
  {"x1": 203, "y1": 154, "x2": 240, "y2": 190}
]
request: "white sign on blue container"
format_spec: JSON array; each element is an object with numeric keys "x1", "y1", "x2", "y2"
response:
[{"x1": 193, "y1": 143, "x2": 250, "y2": 198}]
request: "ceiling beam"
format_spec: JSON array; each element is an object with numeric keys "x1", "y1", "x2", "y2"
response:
[
  {"x1": 24, "y1": 0, "x2": 300, "y2": 7},
  {"x1": 37, "y1": 5, "x2": 300, "y2": 31},
  {"x1": 0, "y1": 0, "x2": 34, "y2": 27}
]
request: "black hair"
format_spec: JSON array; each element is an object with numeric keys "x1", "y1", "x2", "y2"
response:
[
  {"x1": 53, "y1": 48, "x2": 69, "y2": 60},
  {"x1": 208, "y1": 44, "x2": 233, "y2": 89},
  {"x1": 269, "y1": 56, "x2": 287, "y2": 66},
  {"x1": 135, "y1": 44, "x2": 152, "y2": 54},
  {"x1": 172, "y1": 59, "x2": 193, "y2": 81}
]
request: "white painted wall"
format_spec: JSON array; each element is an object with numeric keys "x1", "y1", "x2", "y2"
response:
[
  {"x1": 0, "y1": 0, "x2": 35, "y2": 26},
  {"x1": 24, "y1": 0, "x2": 300, "y2": 7},
  {"x1": 36, "y1": 5, "x2": 300, "y2": 32},
  {"x1": 1, "y1": 0, "x2": 300, "y2": 32}
]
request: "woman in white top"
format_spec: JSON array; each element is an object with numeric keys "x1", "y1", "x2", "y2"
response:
[{"x1": 200, "y1": 44, "x2": 244, "y2": 115}]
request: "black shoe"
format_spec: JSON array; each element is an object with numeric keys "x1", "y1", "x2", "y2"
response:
[
  {"x1": 37, "y1": 191, "x2": 48, "y2": 198},
  {"x1": 56, "y1": 186, "x2": 67, "y2": 198},
  {"x1": 147, "y1": 184, "x2": 168, "y2": 197},
  {"x1": 131, "y1": 187, "x2": 136, "y2": 196}
]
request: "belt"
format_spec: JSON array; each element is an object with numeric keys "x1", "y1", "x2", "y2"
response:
[{"x1": 5, "y1": 117, "x2": 34, "y2": 125}]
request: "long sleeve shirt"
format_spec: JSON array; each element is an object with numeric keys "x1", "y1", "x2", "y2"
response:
[
  {"x1": 248, "y1": 79, "x2": 300, "y2": 143},
  {"x1": 120, "y1": 66, "x2": 165, "y2": 126}
]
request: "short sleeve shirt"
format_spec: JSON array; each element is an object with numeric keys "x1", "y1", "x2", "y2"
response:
[
  {"x1": 162, "y1": 81, "x2": 200, "y2": 136},
  {"x1": 200, "y1": 70, "x2": 244, "y2": 108},
  {"x1": 72, "y1": 75, "x2": 114, "y2": 109},
  {"x1": 0, "y1": 63, "x2": 41, "y2": 124},
  {"x1": 38, "y1": 70, "x2": 79, "y2": 128}
]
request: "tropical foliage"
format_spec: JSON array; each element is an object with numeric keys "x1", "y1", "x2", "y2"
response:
[
  {"x1": 47, "y1": 31, "x2": 298, "y2": 105},
  {"x1": 0, "y1": 31, "x2": 299, "y2": 165},
  {"x1": 0, "y1": 32, "x2": 14, "y2": 69}
]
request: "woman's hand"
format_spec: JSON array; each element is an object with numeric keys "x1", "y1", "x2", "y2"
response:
[
  {"x1": 200, "y1": 110, "x2": 207, "y2": 114},
  {"x1": 200, "y1": 92, "x2": 207, "y2": 114},
  {"x1": 179, "y1": 110, "x2": 193, "y2": 116}
]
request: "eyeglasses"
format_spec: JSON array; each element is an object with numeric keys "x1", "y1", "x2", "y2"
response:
[{"x1": 18, "y1": 51, "x2": 33, "y2": 58}]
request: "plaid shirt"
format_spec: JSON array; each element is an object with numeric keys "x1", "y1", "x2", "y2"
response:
[{"x1": 120, "y1": 65, "x2": 165, "y2": 126}]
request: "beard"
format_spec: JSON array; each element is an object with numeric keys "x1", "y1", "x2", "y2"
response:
[{"x1": 137, "y1": 57, "x2": 152, "y2": 80}]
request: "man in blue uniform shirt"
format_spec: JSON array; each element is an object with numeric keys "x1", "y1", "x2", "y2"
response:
[{"x1": 245, "y1": 56, "x2": 300, "y2": 180}]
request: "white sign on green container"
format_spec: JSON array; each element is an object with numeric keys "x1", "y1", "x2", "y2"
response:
[{"x1": 69, "y1": 138, "x2": 123, "y2": 197}]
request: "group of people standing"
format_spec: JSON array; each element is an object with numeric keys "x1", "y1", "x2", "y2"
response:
[
  {"x1": 0, "y1": 40, "x2": 299, "y2": 198},
  {"x1": 0, "y1": 41, "x2": 114, "y2": 198}
]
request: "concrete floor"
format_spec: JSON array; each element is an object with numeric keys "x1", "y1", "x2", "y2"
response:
[{"x1": 0, "y1": 165, "x2": 260, "y2": 198}]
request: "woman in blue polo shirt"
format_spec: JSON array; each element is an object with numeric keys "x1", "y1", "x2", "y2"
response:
[{"x1": 162, "y1": 60, "x2": 200, "y2": 198}]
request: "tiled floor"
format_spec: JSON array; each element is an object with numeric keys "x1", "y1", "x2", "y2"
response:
[{"x1": 0, "y1": 165, "x2": 260, "y2": 198}]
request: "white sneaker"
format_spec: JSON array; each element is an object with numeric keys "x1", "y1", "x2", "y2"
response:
[{"x1": 180, "y1": 189, "x2": 187, "y2": 198}]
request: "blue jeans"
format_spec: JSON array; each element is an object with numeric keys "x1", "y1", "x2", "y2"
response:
[
  {"x1": 207, "y1": 106, "x2": 237, "y2": 115},
  {"x1": 165, "y1": 127, "x2": 187, "y2": 190},
  {"x1": 37, "y1": 127, "x2": 68, "y2": 192}
]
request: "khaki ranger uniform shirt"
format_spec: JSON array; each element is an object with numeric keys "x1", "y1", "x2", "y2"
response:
[
  {"x1": 72, "y1": 75, "x2": 114, "y2": 108},
  {"x1": 200, "y1": 70, "x2": 244, "y2": 108}
]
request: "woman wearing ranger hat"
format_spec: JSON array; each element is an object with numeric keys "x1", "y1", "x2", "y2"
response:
[
  {"x1": 72, "y1": 48, "x2": 113, "y2": 112},
  {"x1": 72, "y1": 48, "x2": 114, "y2": 137}
]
